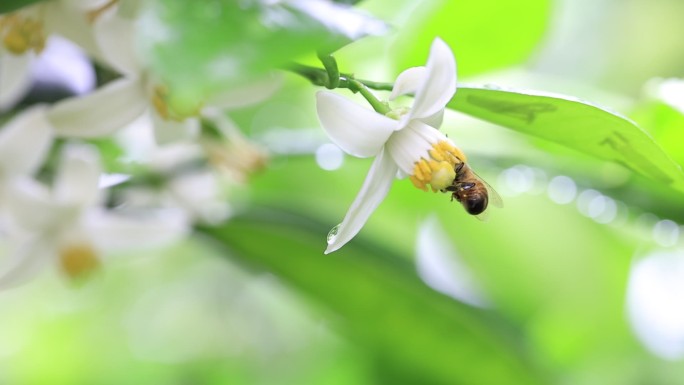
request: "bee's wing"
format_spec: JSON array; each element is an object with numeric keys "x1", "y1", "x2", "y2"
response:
[
  {"x1": 471, "y1": 169, "x2": 503, "y2": 209},
  {"x1": 484, "y1": 180, "x2": 504, "y2": 208},
  {"x1": 475, "y1": 210, "x2": 490, "y2": 222}
]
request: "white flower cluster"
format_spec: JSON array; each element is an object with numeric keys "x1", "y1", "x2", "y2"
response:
[{"x1": 0, "y1": 0, "x2": 277, "y2": 286}]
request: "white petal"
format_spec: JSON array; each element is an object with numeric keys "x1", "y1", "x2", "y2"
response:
[
  {"x1": 389, "y1": 66, "x2": 427, "y2": 100},
  {"x1": 207, "y1": 75, "x2": 282, "y2": 109},
  {"x1": 200, "y1": 107, "x2": 239, "y2": 138},
  {"x1": 53, "y1": 144, "x2": 102, "y2": 207},
  {"x1": 419, "y1": 109, "x2": 444, "y2": 129},
  {"x1": 0, "y1": 237, "x2": 55, "y2": 290},
  {"x1": 408, "y1": 38, "x2": 457, "y2": 121},
  {"x1": 386, "y1": 120, "x2": 446, "y2": 175},
  {"x1": 325, "y1": 148, "x2": 397, "y2": 254},
  {"x1": 93, "y1": 11, "x2": 141, "y2": 75},
  {"x1": 42, "y1": 1, "x2": 102, "y2": 58},
  {"x1": 5, "y1": 178, "x2": 58, "y2": 232},
  {"x1": 151, "y1": 111, "x2": 200, "y2": 144},
  {"x1": 48, "y1": 78, "x2": 147, "y2": 138},
  {"x1": 0, "y1": 51, "x2": 33, "y2": 110},
  {"x1": 0, "y1": 106, "x2": 54, "y2": 178},
  {"x1": 316, "y1": 91, "x2": 396, "y2": 158},
  {"x1": 85, "y1": 208, "x2": 189, "y2": 251}
]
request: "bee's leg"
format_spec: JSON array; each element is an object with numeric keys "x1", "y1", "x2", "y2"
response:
[{"x1": 454, "y1": 162, "x2": 465, "y2": 174}]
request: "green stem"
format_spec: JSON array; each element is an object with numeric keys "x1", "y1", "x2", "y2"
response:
[
  {"x1": 316, "y1": 52, "x2": 340, "y2": 89},
  {"x1": 288, "y1": 64, "x2": 393, "y2": 114},
  {"x1": 346, "y1": 78, "x2": 390, "y2": 114}
]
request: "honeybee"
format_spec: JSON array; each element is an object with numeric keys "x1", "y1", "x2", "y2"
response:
[{"x1": 443, "y1": 161, "x2": 503, "y2": 219}]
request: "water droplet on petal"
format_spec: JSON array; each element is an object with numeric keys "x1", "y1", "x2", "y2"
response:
[{"x1": 327, "y1": 224, "x2": 341, "y2": 244}]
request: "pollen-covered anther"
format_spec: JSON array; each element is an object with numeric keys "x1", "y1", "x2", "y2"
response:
[
  {"x1": 59, "y1": 241, "x2": 101, "y2": 280},
  {"x1": 410, "y1": 140, "x2": 465, "y2": 192},
  {"x1": 0, "y1": 14, "x2": 46, "y2": 55}
]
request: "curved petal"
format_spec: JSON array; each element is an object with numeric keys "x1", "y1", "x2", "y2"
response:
[
  {"x1": 48, "y1": 77, "x2": 147, "y2": 138},
  {"x1": 151, "y1": 111, "x2": 200, "y2": 144},
  {"x1": 42, "y1": 1, "x2": 102, "y2": 58},
  {"x1": 0, "y1": 52, "x2": 33, "y2": 110},
  {"x1": 93, "y1": 11, "x2": 141, "y2": 75},
  {"x1": 0, "y1": 237, "x2": 55, "y2": 290},
  {"x1": 0, "y1": 105, "x2": 53, "y2": 178},
  {"x1": 201, "y1": 107, "x2": 240, "y2": 138},
  {"x1": 389, "y1": 66, "x2": 427, "y2": 100},
  {"x1": 53, "y1": 144, "x2": 102, "y2": 208},
  {"x1": 419, "y1": 109, "x2": 444, "y2": 129},
  {"x1": 408, "y1": 38, "x2": 457, "y2": 121},
  {"x1": 316, "y1": 91, "x2": 396, "y2": 158},
  {"x1": 207, "y1": 74, "x2": 283, "y2": 109},
  {"x1": 325, "y1": 148, "x2": 397, "y2": 254},
  {"x1": 5, "y1": 177, "x2": 58, "y2": 233}
]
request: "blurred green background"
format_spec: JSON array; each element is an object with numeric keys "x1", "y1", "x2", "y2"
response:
[{"x1": 2, "y1": 0, "x2": 684, "y2": 384}]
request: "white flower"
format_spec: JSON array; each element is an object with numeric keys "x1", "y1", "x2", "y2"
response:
[
  {"x1": 0, "y1": 143, "x2": 189, "y2": 288},
  {"x1": 316, "y1": 37, "x2": 462, "y2": 253},
  {"x1": 0, "y1": 0, "x2": 104, "y2": 110},
  {"x1": 47, "y1": 9, "x2": 280, "y2": 143}
]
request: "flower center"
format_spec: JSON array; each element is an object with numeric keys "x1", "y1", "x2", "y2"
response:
[
  {"x1": 59, "y1": 241, "x2": 101, "y2": 281},
  {"x1": 151, "y1": 85, "x2": 203, "y2": 122},
  {"x1": 0, "y1": 14, "x2": 46, "y2": 55},
  {"x1": 202, "y1": 137, "x2": 269, "y2": 183},
  {"x1": 409, "y1": 140, "x2": 467, "y2": 192}
]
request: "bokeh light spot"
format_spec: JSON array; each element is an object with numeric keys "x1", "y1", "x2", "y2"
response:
[
  {"x1": 315, "y1": 143, "x2": 344, "y2": 171},
  {"x1": 547, "y1": 175, "x2": 577, "y2": 204}
]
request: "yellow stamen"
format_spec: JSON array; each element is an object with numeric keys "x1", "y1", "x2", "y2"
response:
[
  {"x1": 202, "y1": 138, "x2": 270, "y2": 183},
  {"x1": 151, "y1": 85, "x2": 203, "y2": 122},
  {"x1": 59, "y1": 242, "x2": 101, "y2": 281},
  {"x1": 0, "y1": 14, "x2": 46, "y2": 55},
  {"x1": 410, "y1": 175, "x2": 428, "y2": 191},
  {"x1": 410, "y1": 140, "x2": 466, "y2": 192}
]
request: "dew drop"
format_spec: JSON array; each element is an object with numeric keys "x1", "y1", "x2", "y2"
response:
[{"x1": 327, "y1": 224, "x2": 341, "y2": 244}]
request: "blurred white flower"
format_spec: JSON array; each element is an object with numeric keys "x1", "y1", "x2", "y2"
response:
[
  {"x1": 0, "y1": 143, "x2": 189, "y2": 288},
  {"x1": 0, "y1": 106, "x2": 53, "y2": 205},
  {"x1": 200, "y1": 107, "x2": 269, "y2": 184},
  {"x1": 47, "y1": 9, "x2": 280, "y2": 143},
  {"x1": 113, "y1": 115, "x2": 234, "y2": 224},
  {"x1": 145, "y1": 143, "x2": 232, "y2": 224},
  {"x1": 0, "y1": 0, "x2": 105, "y2": 110},
  {"x1": 316, "y1": 37, "x2": 460, "y2": 253}
]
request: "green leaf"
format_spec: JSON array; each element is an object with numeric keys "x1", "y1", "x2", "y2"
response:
[
  {"x1": 449, "y1": 85, "x2": 684, "y2": 193},
  {"x1": 141, "y1": 0, "x2": 385, "y2": 103},
  {"x1": 199, "y1": 209, "x2": 548, "y2": 385},
  {"x1": 0, "y1": 0, "x2": 43, "y2": 13}
]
